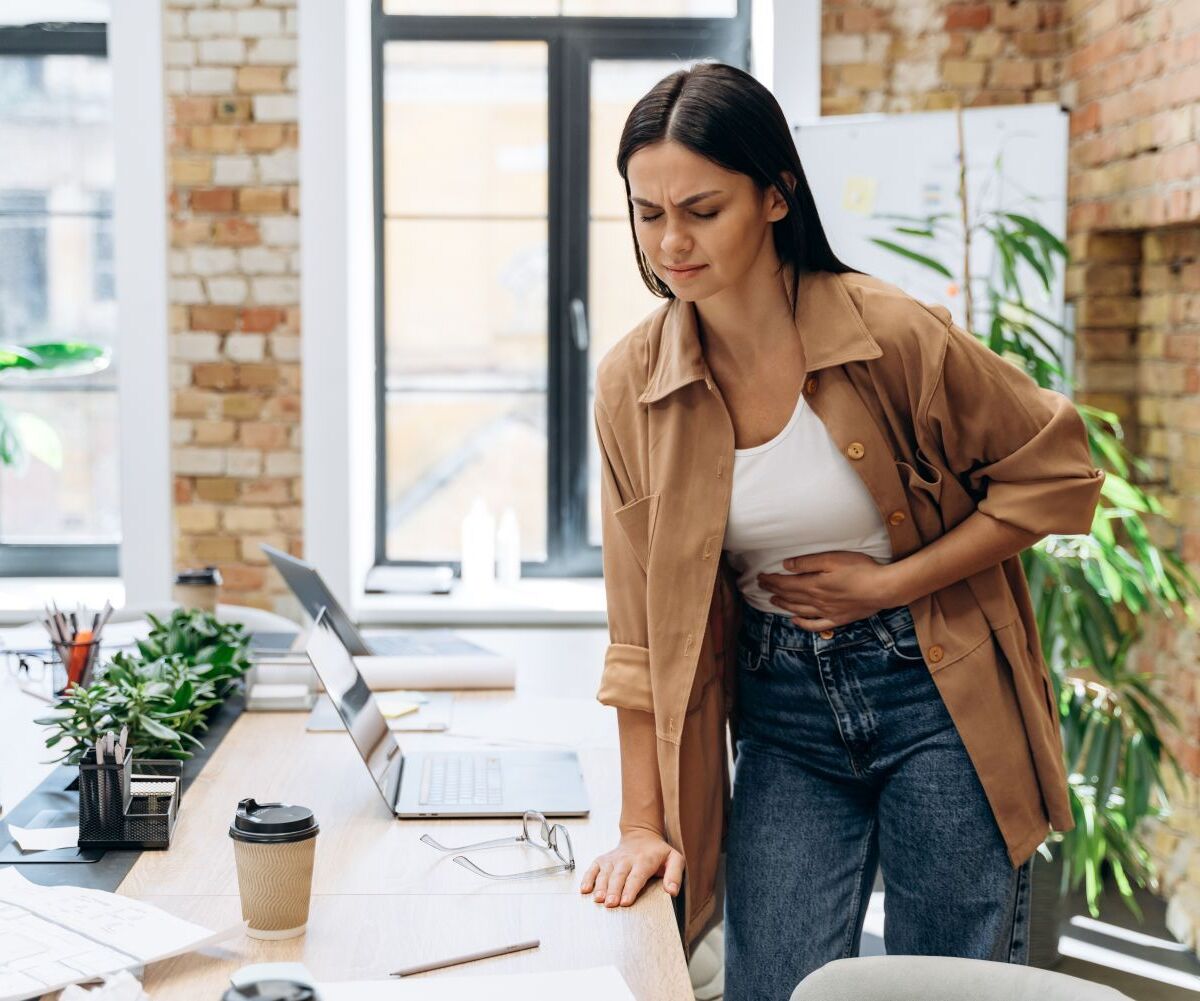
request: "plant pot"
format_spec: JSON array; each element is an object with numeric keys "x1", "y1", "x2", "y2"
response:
[{"x1": 1028, "y1": 847, "x2": 1064, "y2": 969}]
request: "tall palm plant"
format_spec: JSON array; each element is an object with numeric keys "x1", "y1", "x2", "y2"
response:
[{"x1": 870, "y1": 118, "x2": 1200, "y2": 921}]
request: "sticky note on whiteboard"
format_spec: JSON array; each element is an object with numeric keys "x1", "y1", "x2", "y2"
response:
[{"x1": 843, "y1": 176, "x2": 878, "y2": 216}]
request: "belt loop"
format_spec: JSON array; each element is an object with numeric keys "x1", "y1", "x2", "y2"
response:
[
  {"x1": 758, "y1": 610, "x2": 772, "y2": 668},
  {"x1": 868, "y1": 612, "x2": 894, "y2": 650}
]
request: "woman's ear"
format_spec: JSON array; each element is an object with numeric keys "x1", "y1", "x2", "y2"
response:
[{"x1": 766, "y1": 174, "x2": 793, "y2": 222}]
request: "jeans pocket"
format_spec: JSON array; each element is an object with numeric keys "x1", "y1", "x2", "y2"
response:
[
  {"x1": 736, "y1": 635, "x2": 763, "y2": 674},
  {"x1": 884, "y1": 611, "x2": 926, "y2": 666}
]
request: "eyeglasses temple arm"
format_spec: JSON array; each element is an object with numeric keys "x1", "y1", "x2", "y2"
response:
[
  {"x1": 419, "y1": 832, "x2": 526, "y2": 853},
  {"x1": 451, "y1": 856, "x2": 575, "y2": 880}
]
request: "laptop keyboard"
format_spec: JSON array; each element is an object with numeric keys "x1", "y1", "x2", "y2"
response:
[{"x1": 419, "y1": 754, "x2": 503, "y2": 806}]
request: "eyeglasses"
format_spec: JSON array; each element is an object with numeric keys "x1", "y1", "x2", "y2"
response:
[
  {"x1": 420, "y1": 810, "x2": 575, "y2": 881},
  {"x1": 3, "y1": 651, "x2": 58, "y2": 703}
]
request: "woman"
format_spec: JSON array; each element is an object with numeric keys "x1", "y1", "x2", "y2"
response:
[{"x1": 578, "y1": 62, "x2": 1104, "y2": 999}]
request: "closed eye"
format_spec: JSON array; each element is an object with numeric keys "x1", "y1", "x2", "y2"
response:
[{"x1": 637, "y1": 211, "x2": 718, "y2": 222}]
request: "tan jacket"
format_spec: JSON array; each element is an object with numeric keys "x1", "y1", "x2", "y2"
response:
[{"x1": 592, "y1": 268, "x2": 1105, "y2": 948}]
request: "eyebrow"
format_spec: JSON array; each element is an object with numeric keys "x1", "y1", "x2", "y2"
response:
[{"x1": 629, "y1": 189, "x2": 724, "y2": 209}]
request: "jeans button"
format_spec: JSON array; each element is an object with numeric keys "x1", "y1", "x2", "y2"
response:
[{"x1": 819, "y1": 629, "x2": 834, "y2": 639}]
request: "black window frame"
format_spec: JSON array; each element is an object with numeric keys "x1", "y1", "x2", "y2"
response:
[
  {"x1": 0, "y1": 18, "x2": 118, "y2": 577},
  {"x1": 372, "y1": 1, "x2": 750, "y2": 577}
]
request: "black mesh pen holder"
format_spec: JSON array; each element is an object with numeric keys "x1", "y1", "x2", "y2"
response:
[
  {"x1": 77, "y1": 753, "x2": 182, "y2": 850},
  {"x1": 124, "y1": 759, "x2": 182, "y2": 849},
  {"x1": 77, "y1": 745, "x2": 132, "y2": 845}
]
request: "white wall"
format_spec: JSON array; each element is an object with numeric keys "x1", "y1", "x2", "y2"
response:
[
  {"x1": 111, "y1": 0, "x2": 172, "y2": 607},
  {"x1": 297, "y1": 0, "x2": 376, "y2": 611}
]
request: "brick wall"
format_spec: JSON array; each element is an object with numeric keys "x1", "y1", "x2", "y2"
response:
[
  {"x1": 164, "y1": 0, "x2": 300, "y2": 614},
  {"x1": 820, "y1": 0, "x2": 1066, "y2": 114},
  {"x1": 1059, "y1": 0, "x2": 1200, "y2": 948}
]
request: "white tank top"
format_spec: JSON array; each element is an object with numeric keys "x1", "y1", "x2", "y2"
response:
[{"x1": 723, "y1": 390, "x2": 895, "y2": 615}]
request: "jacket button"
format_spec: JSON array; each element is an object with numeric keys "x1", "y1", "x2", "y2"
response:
[
  {"x1": 846, "y1": 442, "x2": 865, "y2": 460},
  {"x1": 804, "y1": 377, "x2": 818, "y2": 394},
  {"x1": 888, "y1": 510, "x2": 906, "y2": 525},
  {"x1": 928, "y1": 645, "x2": 944, "y2": 663},
  {"x1": 819, "y1": 629, "x2": 834, "y2": 639}
]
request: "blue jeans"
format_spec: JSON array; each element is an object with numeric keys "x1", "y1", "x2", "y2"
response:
[{"x1": 723, "y1": 597, "x2": 1033, "y2": 1001}]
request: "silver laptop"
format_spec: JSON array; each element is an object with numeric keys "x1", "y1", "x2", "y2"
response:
[
  {"x1": 262, "y1": 543, "x2": 470, "y2": 658},
  {"x1": 304, "y1": 606, "x2": 589, "y2": 819}
]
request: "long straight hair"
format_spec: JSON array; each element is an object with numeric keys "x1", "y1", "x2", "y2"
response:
[{"x1": 616, "y1": 61, "x2": 861, "y2": 318}]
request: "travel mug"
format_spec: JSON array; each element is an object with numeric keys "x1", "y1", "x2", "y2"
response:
[
  {"x1": 174, "y1": 565, "x2": 222, "y2": 612},
  {"x1": 229, "y1": 798, "x2": 320, "y2": 939}
]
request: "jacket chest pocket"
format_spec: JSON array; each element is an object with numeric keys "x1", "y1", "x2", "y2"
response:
[
  {"x1": 895, "y1": 446, "x2": 945, "y2": 540},
  {"x1": 613, "y1": 493, "x2": 660, "y2": 575}
]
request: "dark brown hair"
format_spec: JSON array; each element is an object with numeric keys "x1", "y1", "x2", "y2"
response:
[{"x1": 616, "y1": 61, "x2": 861, "y2": 316}]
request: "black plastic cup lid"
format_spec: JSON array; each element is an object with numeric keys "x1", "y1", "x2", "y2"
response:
[
  {"x1": 175, "y1": 565, "x2": 222, "y2": 585},
  {"x1": 221, "y1": 980, "x2": 316, "y2": 1001},
  {"x1": 229, "y1": 798, "x2": 319, "y2": 844}
]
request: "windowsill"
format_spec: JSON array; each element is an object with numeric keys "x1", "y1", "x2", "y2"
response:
[
  {"x1": 354, "y1": 577, "x2": 608, "y2": 627},
  {"x1": 0, "y1": 577, "x2": 125, "y2": 626}
]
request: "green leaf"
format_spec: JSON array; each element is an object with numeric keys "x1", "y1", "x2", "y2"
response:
[
  {"x1": 1001, "y1": 212, "x2": 1069, "y2": 260},
  {"x1": 0, "y1": 341, "x2": 110, "y2": 378},
  {"x1": 139, "y1": 716, "x2": 183, "y2": 742},
  {"x1": 867, "y1": 238, "x2": 955, "y2": 278}
]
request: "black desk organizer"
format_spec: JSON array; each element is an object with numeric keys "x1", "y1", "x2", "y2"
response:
[{"x1": 77, "y1": 747, "x2": 182, "y2": 851}]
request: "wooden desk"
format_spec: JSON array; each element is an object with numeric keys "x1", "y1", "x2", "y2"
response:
[{"x1": 113, "y1": 693, "x2": 693, "y2": 999}]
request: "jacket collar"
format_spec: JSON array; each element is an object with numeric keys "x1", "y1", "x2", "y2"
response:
[{"x1": 638, "y1": 268, "x2": 882, "y2": 404}]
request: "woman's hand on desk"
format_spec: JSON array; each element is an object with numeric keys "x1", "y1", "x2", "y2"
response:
[{"x1": 579, "y1": 829, "x2": 685, "y2": 908}]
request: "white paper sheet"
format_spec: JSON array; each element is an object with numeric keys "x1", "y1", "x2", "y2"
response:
[
  {"x1": 0, "y1": 869, "x2": 240, "y2": 1001},
  {"x1": 6, "y1": 824, "x2": 80, "y2": 852},
  {"x1": 318, "y1": 965, "x2": 635, "y2": 1000}
]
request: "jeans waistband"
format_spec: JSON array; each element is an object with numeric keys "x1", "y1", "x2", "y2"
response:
[{"x1": 737, "y1": 595, "x2": 915, "y2": 655}]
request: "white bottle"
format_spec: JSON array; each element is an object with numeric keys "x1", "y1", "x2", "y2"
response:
[
  {"x1": 495, "y1": 506, "x2": 521, "y2": 585},
  {"x1": 460, "y1": 497, "x2": 495, "y2": 590}
]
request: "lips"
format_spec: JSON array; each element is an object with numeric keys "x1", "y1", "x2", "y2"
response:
[{"x1": 665, "y1": 264, "x2": 705, "y2": 273}]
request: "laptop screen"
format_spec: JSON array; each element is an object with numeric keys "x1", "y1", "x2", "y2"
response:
[
  {"x1": 305, "y1": 607, "x2": 402, "y2": 813},
  {"x1": 261, "y1": 543, "x2": 370, "y2": 656}
]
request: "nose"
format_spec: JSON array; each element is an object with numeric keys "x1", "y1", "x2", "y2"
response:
[{"x1": 660, "y1": 216, "x2": 692, "y2": 258}]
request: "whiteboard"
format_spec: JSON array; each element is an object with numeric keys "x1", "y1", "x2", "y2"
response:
[{"x1": 794, "y1": 104, "x2": 1072, "y2": 388}]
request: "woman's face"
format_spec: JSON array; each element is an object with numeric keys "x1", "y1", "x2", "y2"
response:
[{"x1": 626, "y1": 139, "x2": 789, "y2": 301}]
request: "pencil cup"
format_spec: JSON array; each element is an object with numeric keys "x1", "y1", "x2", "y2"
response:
[
  {"x1": 229, "y1": 798, "x2": 320, "y2": 940},
  {"x1": 52, "y1": 638, "x2": 102, "y2": 693},
  {"x1": 78, "y1": 745, "x2": 132, "y2": 845}
]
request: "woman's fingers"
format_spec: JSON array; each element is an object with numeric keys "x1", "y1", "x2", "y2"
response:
[
  {"x1": 579, "y1": 859, "x2": 601, "y2": 894},
  {"x1": 605, "y1": 860, "x2": 633, "y2": 907},
  {"x1": 591, "y1": 862, "x2": 612, "y2": 902},
  {"x1": 663, "y1": 849, "x2": 685, "y2": 895},
  {"x1": 620, "y1": 863, "x2": 654, "y2": 905},
  {"x1": 768, "y1": 593, "x2": 820, "y2": 615}
]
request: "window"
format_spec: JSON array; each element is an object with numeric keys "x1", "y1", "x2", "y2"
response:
[
  {"x1": 374, "y1": 1, "x2": 749, "y2": 576},
  {"x1": 0, "y1": 7, "x2": 117, "y2": 576}
]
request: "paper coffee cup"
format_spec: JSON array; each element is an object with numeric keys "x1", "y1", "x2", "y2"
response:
[{"x1": 229, "y1": 797, "x2": 319, "y2": 940}]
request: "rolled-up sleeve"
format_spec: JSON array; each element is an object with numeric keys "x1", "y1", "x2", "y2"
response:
[
  {"x1": 920, "y1": 310, "x2": 1105, "y2": 537},
  {"x1": 594, "y1": 394, "x2": 654, "y2": 713}
]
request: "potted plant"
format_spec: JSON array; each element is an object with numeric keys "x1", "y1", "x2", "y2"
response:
[
  {"x1": 871, "y1": 105, "x2": 1200, "y2": 964},
  {"x1": 36, "y1": 608, "x2": 253, "y2": 764}
]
